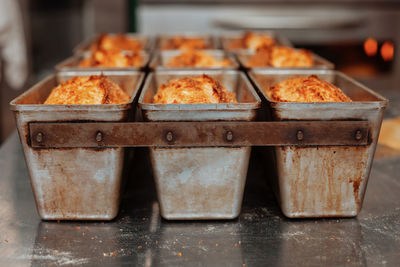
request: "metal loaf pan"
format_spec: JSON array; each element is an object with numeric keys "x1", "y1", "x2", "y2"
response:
[
  {"x1": 149, "y1": 50, "x2": 239, "y2": 70},
  {"x1": 249, "y1": 69, "x2": 388, "y2": 218},
  {"x1": 10, "y1": 70, "x2": 145, "y2": 220},
  {"x1": 139, "y1": 70, "x2": 261, "y2": 220},
  {"x1": 236, "y1": 50, "x2": 334, "y2": 70},
  {"x1": 55, "y1": 50, "x2": 151, "y2": 72},
  {"x1": 219, "y1": 31, "x2": 293, "y2": 52},
  {"x1": 155, "y1": 33, "x2": 218, "y2": 50},
  {"x1": 73, "y1": 33, "x2": 154, "y2": 55}
]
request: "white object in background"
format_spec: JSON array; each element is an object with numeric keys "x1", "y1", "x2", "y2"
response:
[{"x1": 0, "y1": 0, "x2": 28, "y2": 90}]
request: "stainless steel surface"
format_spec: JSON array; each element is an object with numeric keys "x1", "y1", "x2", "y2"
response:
[
  {"x1": 139, "y1": 70, "x2": 260, "y2": 220},
  {"x1": 9, "y1": 71, "x2": 144, "y2": 220},
  {"x1": 73, "y1": 33, "x2": 154, "y2": 54},
  {"x1": 236, "y1": 50, "x2": 334, "y2": 70},
  {"x1": 55, "y1": 51, "x2": 151, "y2": 72},
  {"x1": 149, "y1": 50, "x2": 239, "y2": 70},
  {"x1": 155, "y1": 33, "x2": 218, "y2": 50},
  {"x1": 0, "y1": 131, "x2": 400, "y2": 266},
  {"x1": 219, "y1": 31, "x2": 292, "y2": 51},
  {"x1": 249, "y1": 69, "x2": 388, "y2": 218},
  {"x1": 27, "y1": 121, "x2": 370, "y2": 148}
]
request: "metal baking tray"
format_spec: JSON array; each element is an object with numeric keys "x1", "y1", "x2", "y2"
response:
[
  {"x1": 236, "y1": 50, "x2": 334, "y2": 70},
  {"x1": 73, "y1": 33, "x2": 154, "y2": 55},
  {"x1": 219, "y1": 31, "x2": 293, "y2": 51},
  {"x1": 55, "y1": 50, "x2": 151, "y2": 72},
  {"x1": 249, "y1": 69, "x2": 388, "y2": 218},
  {"x1": 155, "y1": 33, "x2": 218, "y2": 50},
  {"x1": 149, "y1": 50, "x2": 239, "y2": 70},
  {"x1": 9, "y1": 70, "x2": 145, "y2": 220},
  {"x1": 139, "y1": 70, "x2": 261, "y2": 220}
]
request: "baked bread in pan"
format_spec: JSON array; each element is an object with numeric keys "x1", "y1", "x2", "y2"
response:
[
  {"x1": 161, "y1": 36, "x2": 210, "y2": 50},
  {"x1": 166, "y1": 50, "x2": 231, "y2": 68},
  {"x1": 90, "y1": 34, "x2": 143, "y2": 52},
  {"x1": 153, "y1": 74, "x2": 237, "y2": 104},
  {"x1": 44, "y1": 75, "x2": 130, "y2": 105},
  {"x1": 266, "y1": 75, "x2": 352, "y2": 102},
  {"x1": 78, "y1": 50, "x2": 142, "y2": 68},
  {"x1": 248, "y1": 46, "x2": 314, "y2": 68},
  {"x1": 227, "y1": 31, "x2": 276, "y2": 51}
]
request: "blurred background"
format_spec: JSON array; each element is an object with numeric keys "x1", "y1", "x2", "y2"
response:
[{"x1": 0, "y1": 0, "x2": 399, "y2": 143}]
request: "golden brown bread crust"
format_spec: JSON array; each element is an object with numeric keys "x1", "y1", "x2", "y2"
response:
[
  {"x1": 153, "y1": 74, "x2": 237, "y2": 104},
  {"x1": 227, "y1": 32, "x2": 276, "y2": 51},
  {"x1": 270, "y1": 46, "x2": 313, "y2": 67},
  {"x1": 266, "y1": 75, "x2": 352, "y2": 102},
  {"x1": 90, "y1": 34, "x2": 143, "y2": 52},
  {"x1": 44, "y1": 75, "x2": 130, "y2": 105},
  {"x1": 78, "y1": 50, "x2": 142, "y2": 68},
  {"x1": 161, "y1": 37, "x2": 210, "y2": 50},
  {"x1": 248, "y1": 46, "x2": 314, "y2": 68},
  {"x1": 166, "y1": 50, "x2": 231, "y2": 68}
]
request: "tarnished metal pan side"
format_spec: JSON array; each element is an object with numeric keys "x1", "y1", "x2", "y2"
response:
[
  {"x1": 249, "y1": 69, "x2": 387, "y2": 218},
  {"x1": 55, "y1": 51, "x2": 151, "y2": 72},
  {"x1": 10, "y1": 72, "x2": 144, "y2": 220},
  {"x1": 151, "y1": 147, "x2": 251, "y2": 220},
  {"x1": 155, "y1": 33, "x2": 218, "y2": 50},
  {"x1": 73, "y1": 33, "x2": 154, "y2": 55},
  {"x1": 140, "y1": 70, "x2": 260, "y2": 220},
  {"x1": 236, "y1": 51, "x2": 334, "y2": 70},
  {"x1": 149, "y1": 50, "x2": 239, "y2": 70},
  {"x1": 219, "y1": 31, "x2": 293, "y2": 51}
]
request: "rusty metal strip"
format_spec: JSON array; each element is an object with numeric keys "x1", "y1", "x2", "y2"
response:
[{"x1": 29, "y1": 121, "x2": 370, "y2": 148}]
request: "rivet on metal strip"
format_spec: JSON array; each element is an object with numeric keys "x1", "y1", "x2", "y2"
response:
[
  {"x1": 165, "y1": 131, "x2": 174, "y2": 142},
  {"x1": 96, "y1": 131, "x2": 103, "y2": 142},
  {"x1": 226, "y1": 131, "x2": 234, "y2": 142},
  {"x1": 36, "y1": 132, "x2": 44, "y2": 143},
  {"x1": 296, "y1": 130, "x2": 304, "y2": 141},
  {"x1": 355, "y1": 130, "x2": 363, "y2": 141}
]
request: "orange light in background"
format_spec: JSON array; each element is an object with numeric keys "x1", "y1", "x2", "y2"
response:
[
  {"x1": 381, "y1": 41, "x2": 394, "y2": 61},
  {"x1": 364, "y1": 38, "x2": 378, "y2": 56}
]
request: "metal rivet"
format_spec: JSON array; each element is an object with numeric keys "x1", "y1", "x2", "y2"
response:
[
  {"x1": 226, "y1": 131, "x2": 233, "y2": 142},
  {"x1": 96, "y1": 131, "x2": 103, "y2": 142},
  {"x1": 297, "y1": 130, "x2": 304, "y2": 141},
  {"x1": 165, "y1": 131, "x2": 174, "y2": 142},
  {"x1": 36, "y1": 132, "x2": 43, "y2": 143},
  {"x1": 355, "y1": 130, "x2": 362, "y2": 141}
]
